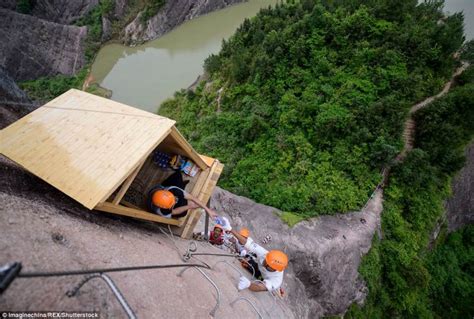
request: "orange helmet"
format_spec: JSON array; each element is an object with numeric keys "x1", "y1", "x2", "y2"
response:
[
  {"x1": 265, "y1": 250, "x2": 288, "y2": 272},
  {"x1": 152, "y1": 190, "x2": 176, "y2": 209},
  {"x1": 239, "y1": 228, "x2": 250, "y2": 238},
  {"x1": 214, "y1": 224, "x2": 223, "y2": 230}
]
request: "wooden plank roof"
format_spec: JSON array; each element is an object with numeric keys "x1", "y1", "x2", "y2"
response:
[{"x1": 0, "y1": 89, "x2": 177, "y2": 209}]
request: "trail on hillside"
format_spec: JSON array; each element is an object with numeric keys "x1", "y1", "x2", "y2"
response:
[
  {"x1": 358, "y1": 60, "x2": 469, "y2": 235},
  {"x1": 396, "y1": 61, "x2": 471, "y2": 162}
]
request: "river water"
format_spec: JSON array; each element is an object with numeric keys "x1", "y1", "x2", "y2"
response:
[
  {"x1": 91, "y1": 0, "x2": 473, "y2": 113},
  {"x1": 91, "y1": 0, "x2": 278, "y2": 112}
]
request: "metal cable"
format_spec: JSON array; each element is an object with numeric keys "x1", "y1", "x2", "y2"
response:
[
  {"x1": 177, "y1": 266, "x2": 221, "y2": 317},
  {"x1": 213, "y1": 260, "x2": 243, "y2": 278},
  {"x1": 17, "y1": 263, "x2": 210, "y2": 278},
  {"x1": 66, "y1": 273, "x2": 137, "y2": 319},
  {"x1": 230, "y1": 297, "x2": 264, "y2": 319},
  {"x1": 185, "y1": 252, "x2": 238, "y2": 260}
]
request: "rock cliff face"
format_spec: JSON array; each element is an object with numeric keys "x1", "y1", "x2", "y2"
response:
[
  {"x1": 30, "y1": 0, "x2": 99, "y2": 24},
  {"x1": 0, "y1": 9, "x2": 87, "y2": 82},
  {"x1": 123, "y1": 0, "x2": 245, "y2": 44},
  {"x1": 0, "y1": 67, "x2": 37, "y2": 129},
  {"x1": 208, "y1": 187, "x2": 383, "y2": 318},
  {"x1": 113, "y1": 0, "x2": 128, "y2": 19},
  {"x1": 445, "y1": 141, "x2": 474, "y2": 232},
  {"x1": 0, "y1": 0, "x2": 99, "y2": 23},
  {"x1": 0, "y1": 1, "x2": 16, "y2": 10}
]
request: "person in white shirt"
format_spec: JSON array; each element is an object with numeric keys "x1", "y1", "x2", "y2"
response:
[{"x1": 222, "y1": 220, "x2": 288, "y2": 292}]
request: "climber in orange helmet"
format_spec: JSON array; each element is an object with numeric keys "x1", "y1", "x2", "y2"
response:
[
  {"x1": 222, "y1": 220, "x2": 288, "y2": 292},
  {"x1": 147, "y1": 171, "x2": 217, "y2": 219}
]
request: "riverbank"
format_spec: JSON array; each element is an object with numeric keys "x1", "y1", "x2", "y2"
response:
[
  {"x1": 2, "y1": 0, "x2": 248, "y2": 104},
  {"x1": 90, "y1": 0, "x2": 279, "y2": 112}
]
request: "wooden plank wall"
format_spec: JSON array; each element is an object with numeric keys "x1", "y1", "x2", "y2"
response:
[{"x1": 178, "y1": 160, "x2": 224, "y2": 238}]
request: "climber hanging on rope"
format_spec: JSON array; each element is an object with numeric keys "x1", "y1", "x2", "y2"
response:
[{"x1": 219, "y1": 218, "x2": 288, "y2": 292}]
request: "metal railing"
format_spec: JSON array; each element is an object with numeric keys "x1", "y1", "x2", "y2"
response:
[
  {"x1": 230, "y1": 297, "x2": 263, "y2": 319},
  {"x1": 67, "y1": 273, "x2": 136, "y2": 319},
  {"x1": 177, "y1": 266, "x2": 221, "y2": 317}
]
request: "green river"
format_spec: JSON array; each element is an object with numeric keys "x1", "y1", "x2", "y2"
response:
[
  {"x1": 91, "y1": 0, "x2": 473, "y2": 113},
  {"x1": 91, "y1": 0, "x2": 278, "y2": 113}
]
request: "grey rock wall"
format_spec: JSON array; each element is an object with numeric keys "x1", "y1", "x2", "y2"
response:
[
  {"x1": 445, "y1": 141, "x2": 474, "y2": 232},
  {"x1": 0, "y1": 0, "x2": 16, "y2": 10},
  {"x1": 30, "y1": 0, "x2": 99, "y2": 24},
  {"x1": 0, "y1": 67, "x2": 37, "y2": 129},
  {"x1": 0, "y1": 9, "x2": 87, "y2": 81},
  {"x1": 113, "y1": 0, "x2": 128, "y2": 19},
  {"x1": 123, "y1": 0, "x2": 245, "y2": 44},
  {"x1": 209, "y1": 186, "x2": 383, "y2": 318}
]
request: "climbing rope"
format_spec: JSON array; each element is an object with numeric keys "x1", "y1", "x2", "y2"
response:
[{"x1": 17, "y1": 263, "x2": 211, "y2": 278}]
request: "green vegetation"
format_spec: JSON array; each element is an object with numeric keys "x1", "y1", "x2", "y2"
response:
[
  {"x1": 160, "y1": 0, "x2": 464, "y2": 217},
  {"x1": 279, "y1": 211, "x2": 306, "y2": 227},
  {"x1": 85, "y1": 83, "x2": 112, "y2": 98},
  {"x1": 20, "y1": 69, "x2": 89, "y2": 102},
  {"x1": 75, "y1": 0, "x2": 115, "y2": 63},
  {"x1": 427, "y1": 226, "x2": 474, "y2": 318},
  {"x1": 346, "y1": 66, "x2": 474, "y2": 318},
  {"x1": 16, "y1": 0, "x2": 35, "y2": 14},
  {"x1": 140, "y1": 0, "x2": 166, "y2": 23}
]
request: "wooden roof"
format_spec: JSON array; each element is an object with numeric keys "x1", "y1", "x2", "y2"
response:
[{"x1": 0, "y1": 89, "x2": 182, "y2": 209}]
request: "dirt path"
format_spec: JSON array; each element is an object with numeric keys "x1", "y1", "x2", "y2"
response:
[{"x1": 396, "y1": 61, "x2": 470, "y2": 162}]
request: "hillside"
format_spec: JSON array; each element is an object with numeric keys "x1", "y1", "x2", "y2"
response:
[{"x1": 160, "y1": 0, "x2": 465, "y2": 217}]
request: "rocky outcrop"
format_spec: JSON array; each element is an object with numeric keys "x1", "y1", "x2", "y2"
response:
[
  {"x1": 113, "y1": 0, "x2": 128, "y2": 19},
  {"x1": 123, "y1": 0, "x2": 245, "y2": 44},
  {"x1": 208, "y1": 187, "x2": 383, "y2": 318},
  {"x1": 0, "y1": 9, "x2": 87, "y2": 81},
  {"x1": 30, "y1": 0, "x2": 99, "y2": 24},
  {"x1": 0, "y1": 67, "x2": 37, "y2": 129},
  {"x1": 101, "y1": 16, "x2": 113, "y2": 42},
  {"x1": 0, "y1": 0, "x2": 99, "y2": 23},
  {"x1": 0, "y1": 1, "x2": 16, "y2": 10},
  {"x1": 445, "y1": 141, "x2": 474, "y2": 232}
]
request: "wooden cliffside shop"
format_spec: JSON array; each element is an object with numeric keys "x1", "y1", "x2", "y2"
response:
[{"x1": 0, "y1": 89, "x2": 223, "y2": 238}]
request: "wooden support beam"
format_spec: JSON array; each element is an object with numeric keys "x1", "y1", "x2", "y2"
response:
[
  {"x1": 169, "y1": 127, "x2": 208, "y2": 170},
  {"x1": 95, "y1": 202, "x2": 182, "y2": 226},
  {"x1": 112, "y1": 158, "x2": 146, "y2": 205},
  {"x1": 121, "y1": 200, "x2": 140, "y2": 210},
  {"x1": 179, "y1": 160, "x2": 224, "y2": 239}
]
